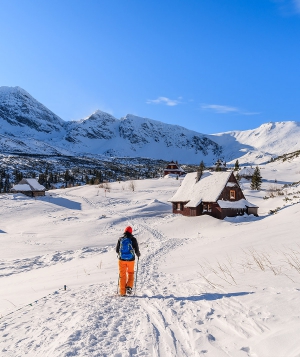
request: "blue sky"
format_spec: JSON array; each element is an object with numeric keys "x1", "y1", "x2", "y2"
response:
[{"x1": 1, "y1": 0, "x2": 300, "y2": 134}]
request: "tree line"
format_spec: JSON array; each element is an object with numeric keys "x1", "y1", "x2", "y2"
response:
[{"x1": 0, "y1": 163, "x2": 164, "y2": 193}]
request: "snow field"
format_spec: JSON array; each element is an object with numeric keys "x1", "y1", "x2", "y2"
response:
[{"x1": 1, "y1": 161, "x2": 300, "y2": 356}]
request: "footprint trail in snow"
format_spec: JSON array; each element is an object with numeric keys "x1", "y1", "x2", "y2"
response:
[{"x1": 1, "y1": 214, "x2": 268, "y2": 357}]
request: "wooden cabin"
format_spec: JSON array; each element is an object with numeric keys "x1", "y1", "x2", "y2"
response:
[
  {"x1": 169, "y1": 171, "x2": 258, "y2": 219},
  {"x1": 238, "y1": 167, "x2": 255, "y2": 180},
  {"x1": 11, "y1": 178, "x2": 46, "y2": 197},
  {"x1": 211, "y1": 159, "x2": 227, "y2": 171},
  {"x1": 164, "y1": 161, "x2": 186, "y2": 177}
]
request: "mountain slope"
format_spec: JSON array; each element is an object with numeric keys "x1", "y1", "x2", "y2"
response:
[
  {"x1": 0, "y1": 86, "x2": 65, "y2": 136},
  {"x1": 1, "y1": 86, "x2": 300, "y2": 165},
  {"x1": 212, "y1": 121, "x2": 300, "y2": 164},
  {"x1": 0, "y1": 86, "x2": 71, "y2": 155},
  {"x1": 0, "y1": 87, "x2": 223, "y2": 163}
]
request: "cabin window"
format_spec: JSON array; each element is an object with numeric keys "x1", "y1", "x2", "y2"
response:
[
  {"x1": 230, "y1": 190, "x2": 236, "y2": 200},
  {"x1": 177, "y1": 203, "x2": 181, "y2": 211},
  {"x1": 203, "y1": 204, "x2": 212, "y2": 212}
]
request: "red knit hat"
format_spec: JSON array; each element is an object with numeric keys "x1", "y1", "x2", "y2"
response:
[{"x1": 124, "y1": 226, "x2": 132, "y2": 234}]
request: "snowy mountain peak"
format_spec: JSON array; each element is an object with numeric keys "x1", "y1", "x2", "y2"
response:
[
  {"x1": 0, "y1": 87, "x2": 224, "y2": 162},
  {"x1": 0, "y1": 85, "x2": 65, "y2": 134},
  {"x1": 0, "y1": 85, "x2": 30, "y2": 97},
  {"x1": 121, "y1": 113, "x2": 169, "y2": 127},
  {"x1": 80, "y1": 109, "x2": 117, "y2": 123},
  {"x1": 1, "y1": 86, "x2": 300, "y2": 165},
  {"x1": 212, "y1": 120, "x2": 300, "y2": 165}
]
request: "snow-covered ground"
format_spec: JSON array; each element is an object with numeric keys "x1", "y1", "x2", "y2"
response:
[{"x1": 1, "y1": 158, "x2": 300, "y2": 357}]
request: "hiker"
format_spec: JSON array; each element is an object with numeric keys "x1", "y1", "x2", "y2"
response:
[{"x1": 116, "y1": 226, "x2": 140, "y2": 296}]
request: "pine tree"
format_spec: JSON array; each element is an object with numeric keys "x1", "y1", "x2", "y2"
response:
[
  {"x1": 49, "y1": 172, "x2": 53, "y2": 184},
  {"x1": 234, "y1": 160, "x2": 239, "y2": 171},
  {"x1": 64, "y1": 170, "x2": 71, "y2": 182},
  {"x1": 199, "y1": 160, "x2": 205, "y2": 171},
  {"x1": 250, "y1": 166, "x2": 262, "y2": 190},
  {"x1": 4, "y1": 175, "x2": 10, "y2": 193},
  {"x1": 38, "y1": 173, "x2": 46, "y2": 185},
  {"x1": 0, "y1": 169, "x2": 5, "y2": 193},
  {"x1": 214, "y1": 159, "x2": 219, "y2": 171}
]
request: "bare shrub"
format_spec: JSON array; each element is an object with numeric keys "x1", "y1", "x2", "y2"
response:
[
  {"x1": 269, "y1": 207, "x2": 281, "y2": 214},
  {"x1": 197, "y1": 257, "x2": 238, "y2": 288},
  {"x1": 265, "y1": 183, "x2": 284, "y2": 198},
  {"x1": 128, "y1": 180, "x2": 136, "y2": 192},
  {"x1": 281, "y1": 247, "x2": 300, "y2": 274},
  {"x1": 197, "y1": 247, "x2": 300, "y2": 289},
  {"x1": 103, "y1": 181, "x2": 111, "y2": 192},
  {"x1": 98, "y1": 181, "x2": 110, "y2": 195}
]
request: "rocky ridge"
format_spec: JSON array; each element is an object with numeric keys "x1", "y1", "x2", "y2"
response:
[{"x1": 0, "y1": 86, "x2": 222, "y2": 164}]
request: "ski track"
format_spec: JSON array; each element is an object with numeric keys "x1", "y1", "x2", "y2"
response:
[{"x1": 1, "y1": 195, "x2": 269, "y2": 356}]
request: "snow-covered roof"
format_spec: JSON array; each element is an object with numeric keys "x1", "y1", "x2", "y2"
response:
[
  {"x1": 164, "y1": 174, "x2": 185, "y2": 179},
  {"x1": 11, "y1": 184, "x2": 32, "y2": 191},
  {"x1": 217, "y1": 199, "x2": 258, "y2": 209},
  {"x1": 164, "y1": 168, "x2": 185, "y2": 173},
  {"x1": 164, "y1": 162, "x2": 185, "y2": 172},
  {"x1": 239, "y1": 167, "x2": 255, "y2": 176},
  {"x1": 169, "y1": 171, "x2": 233, "y2": 207},
  {"x1": 24, "y1": 178, "x2": 46, "y2": 191},
  {"x1": 13, "y1": 178, "x2": 46, "y2": 192},
  {"x1": 226, "y1": 182, "x2": 237, "y2": 187}
]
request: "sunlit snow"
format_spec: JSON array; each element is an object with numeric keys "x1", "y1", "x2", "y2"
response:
[{"x1": 1, "y1": 157, "x2": 300, "y2": 356}]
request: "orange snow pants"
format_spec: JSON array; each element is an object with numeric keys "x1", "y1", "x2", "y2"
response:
[{"x1": 119, "y1": 260, "x2": 135, "y2": 295}]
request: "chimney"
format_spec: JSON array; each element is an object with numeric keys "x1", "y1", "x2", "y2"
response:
[{"x1": 196, "y1": 169, "x2": 202, "y2": 182}]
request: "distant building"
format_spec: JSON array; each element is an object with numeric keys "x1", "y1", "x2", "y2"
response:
[
  {"x1": 239, "y1": 167, "x2": 255, "y2": 180},
  {"x1": 211, "y1": 159, "x2": 227, "y2": 171},
  {"x1": 11, "y1": 178, "x2": 46, "y2": 197},
  {"x1": 169, "y1": 171, "x2": 258, "y2": 219},
  {"x1": 164, "y1": 161, "x2": 186, "y2": 177}
]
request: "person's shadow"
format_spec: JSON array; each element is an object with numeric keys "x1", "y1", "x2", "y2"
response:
[{"x1": 136, "y1": 291, "x2": 253, "y2": 301}]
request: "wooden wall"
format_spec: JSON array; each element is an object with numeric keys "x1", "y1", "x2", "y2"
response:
[
  {"x1": 218, "y1": 173, "x2": 245, "y2": 202},
  {"x1": 32, "y1": 191, "x2": 46, "y2": 197},
  {"x1": 13, "y1": 191, "x2": 45, "y2": 197},
  {"x1": 172, "y1": 202, "x2": 191, "y2": 216}
]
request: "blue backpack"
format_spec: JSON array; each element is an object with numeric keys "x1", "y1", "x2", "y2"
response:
[{"x1": 119, "y1": 236, "x2": 135, "y2": 260}]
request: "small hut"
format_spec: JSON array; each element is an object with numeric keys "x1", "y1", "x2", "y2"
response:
[
  {"x1": 11, "y1": 178, "x2": 46, "y2": 197},
  {"x1": 164, "y1": 161, "x2": 186, "y2": 177},
  {"x1": 211, "y1": 159, "x2": 227, "y2": 171},
  {"x1": 238, "y1": 167, "x2": 255, "y2": 180}
]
